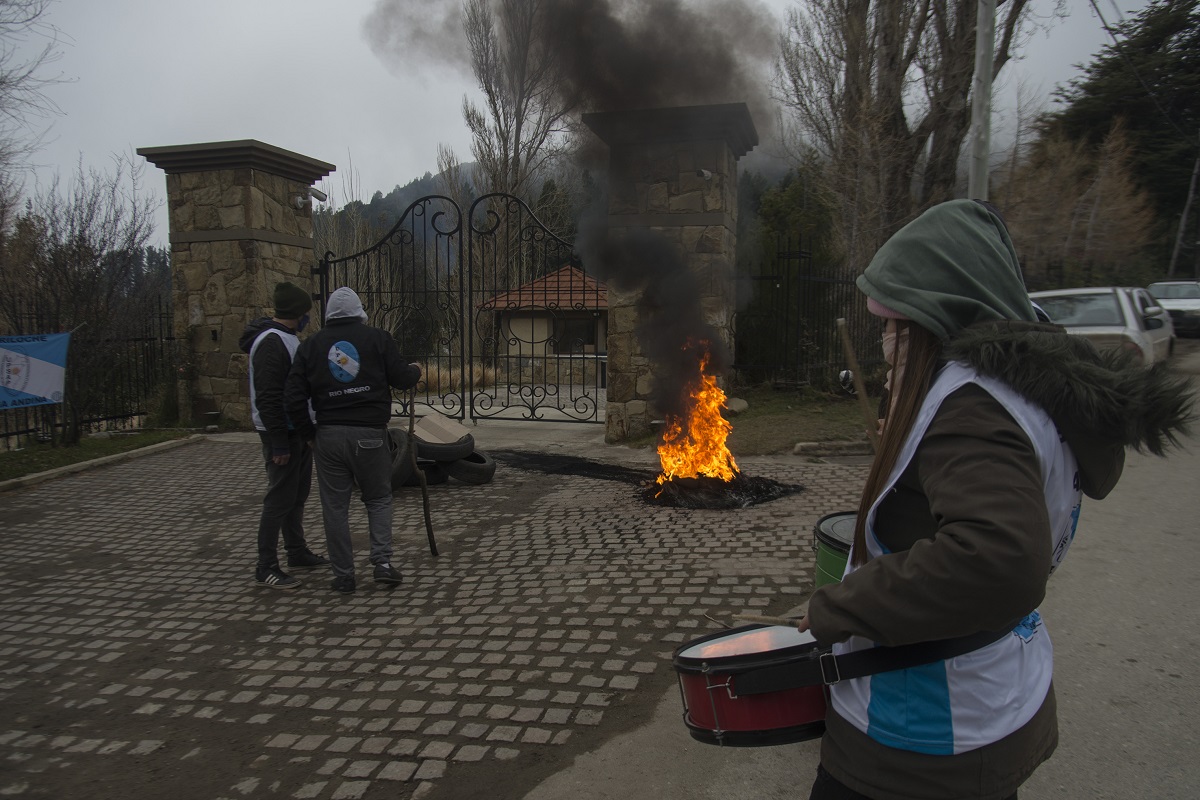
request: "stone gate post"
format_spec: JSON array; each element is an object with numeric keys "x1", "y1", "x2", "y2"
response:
[
  {"x1": 582, "y1": 104, "x2": 758, "y2": 443},
  {"x1": 137, "y1": 140, "x2": 334, "y2": 427}
]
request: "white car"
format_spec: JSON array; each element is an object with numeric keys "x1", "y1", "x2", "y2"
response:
[
  {"x1": 1147, "y1": 280, "x2": 1200, "y2": 337},
  {"x1": 1029, "y1": 286, "x2": 1175, "y2": 366}
]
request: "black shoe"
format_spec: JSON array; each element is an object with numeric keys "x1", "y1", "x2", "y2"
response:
[
  {"x1": 331, "y1": 575, "x2": 356, "y2": 594},
  {"x1": 373, "y1": 563, "x2": 403, "y2": 585},
  {"x1": 287, "y1": 550, "x2": 330, "y2": 570},
  {"x1": 255, "y1": 566, "x2": 301, "y2": 590}
]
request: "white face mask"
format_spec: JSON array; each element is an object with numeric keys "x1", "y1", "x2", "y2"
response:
[
  {"x1": 882, "y1": 329, "x2": 899, "y2": 366},
  {"x1": 882, "y1": 321, "x2": 909, "y2": 397}
]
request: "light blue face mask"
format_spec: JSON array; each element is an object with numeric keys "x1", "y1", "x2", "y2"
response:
[{"x1": 297, "y1": 313, "x2": 310, "y2": 333}]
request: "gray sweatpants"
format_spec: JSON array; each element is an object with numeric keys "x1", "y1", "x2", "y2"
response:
[{"x1": 314, "y1": 425, "x2": 393, "y2": 577}]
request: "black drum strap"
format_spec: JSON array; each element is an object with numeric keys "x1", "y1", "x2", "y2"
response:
[{"x1": 734, "y1": 629, "x2": 1009, "y2": 696}]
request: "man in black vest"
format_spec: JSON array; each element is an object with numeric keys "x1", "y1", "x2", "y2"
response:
[
  {"x1": 285, "y1": 287, "x2": 422, "y2": 594},
  {"x1": 238, "y1": 281, "x2": 329, "y2": 590}
]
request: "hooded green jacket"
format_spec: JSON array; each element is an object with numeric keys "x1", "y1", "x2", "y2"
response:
[
  {"x1": 813, "y1": 325, "x2": 1193, "y2": 800},
  {"x1": 856, "y1": 200, "x2": 1037, "y2": 340},
  {"x1": 811, "y1": 200, "x2": 1193, "y2": 800}
]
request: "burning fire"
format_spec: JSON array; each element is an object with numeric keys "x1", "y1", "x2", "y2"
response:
[{"x1": 655, "y1": 341, "x2": 740, "y2": 486}]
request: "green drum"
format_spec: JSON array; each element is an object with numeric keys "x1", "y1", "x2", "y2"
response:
[{"x1": 813, "y1": 512, "x2": 856, "y2": 588}]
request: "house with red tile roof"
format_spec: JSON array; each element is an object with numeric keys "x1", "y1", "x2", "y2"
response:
[{"x1": 479, "y1": 264, "x2": 608, "y2": 357}]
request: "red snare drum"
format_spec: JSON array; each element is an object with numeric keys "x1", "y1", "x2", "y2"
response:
[{"x1": 672, "y1": 624, "x2": 829, "y2": 747}]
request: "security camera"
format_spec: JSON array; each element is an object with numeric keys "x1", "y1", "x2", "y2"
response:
[
  {"x1": 293, "y1": 187, "x2": 328, "y2": 209},
  {"x1": 696, "y1": 169, "x2": 713, "y2": 180}
]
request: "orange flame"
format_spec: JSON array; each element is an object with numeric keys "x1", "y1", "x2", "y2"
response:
[{"x1": 655, "y1": 342, "x2": 739, "y2": 485}]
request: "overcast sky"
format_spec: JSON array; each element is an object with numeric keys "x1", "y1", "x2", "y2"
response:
[{"x1": 17, "y1": 0, "x2": 1147, "y2": 247}]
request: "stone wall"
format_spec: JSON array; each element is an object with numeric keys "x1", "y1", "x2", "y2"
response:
[
  {"x1": 139, "y1": 141, "x2": 334, "y2": 427},
  {"x1": 170, "y1": 170, "x2": 317, "y2": 424}
]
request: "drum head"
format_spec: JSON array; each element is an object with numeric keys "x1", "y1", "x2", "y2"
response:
[
  {"x1": 677, "y1": 625, "x2": 817, "y2": 661},
  {"x1": 815, "y1": 511, "x2": 855, "y2": 553}
]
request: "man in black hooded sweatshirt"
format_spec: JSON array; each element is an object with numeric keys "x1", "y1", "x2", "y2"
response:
[
  {"x1": 284, "y1": 287, "x2": 422, "y2": 595},
  {"x1": 238, "y1": 281, "x2": 330, "y2": 590}
]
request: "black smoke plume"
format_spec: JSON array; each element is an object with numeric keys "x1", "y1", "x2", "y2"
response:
[
  {"x1": 575, "y1": 220, "x2": 732, "y2": 422},
  {"x1": 543, "y1": 0, "x2": 776, "y2": 117},
  {"x1": 534, "y1": 1, "x2": 774, "y2": 422},
  {"x1": 365, "y1": 0, "x2": 778, "y2": 130}
]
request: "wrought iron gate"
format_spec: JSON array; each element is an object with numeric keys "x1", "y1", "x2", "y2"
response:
[
  {"x1": 732, "y1": 233, "x2": 882, "y2": 390},
  {"x1": 315, "y1": 193, "x2": 606, "y2": 424}
]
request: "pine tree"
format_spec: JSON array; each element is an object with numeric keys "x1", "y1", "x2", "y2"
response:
[{"x1": 1047, "y1": 0, "x2": 1200, "y2": 258}]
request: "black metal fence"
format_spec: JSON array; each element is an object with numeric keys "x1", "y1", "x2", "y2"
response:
[
  {"x1": 733, "y1": 234, "x2": 884, "y2": 391},
  {"x1": 1, "y1": 296, "x2": 177, "y2": 450}
]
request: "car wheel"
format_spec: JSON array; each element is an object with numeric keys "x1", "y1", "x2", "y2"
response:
[
  {"x1": 401, "y1": 459, "x2": 449, "y2": 487},
  {"x1": 440, "y1": 450, "x2": 497, "y2": 485},
  {"x1": 387, "y1": 428, "x2": 415, "y2": 489},
  {"x1": 414, "y1": 433, "x2": 475, "y2": 462}
]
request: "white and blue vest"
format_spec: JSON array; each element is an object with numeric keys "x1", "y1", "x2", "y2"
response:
[
  {"x1": 248, "y1": 328, "x2": 307, "y2": 432},
  {"x1": 830, "y1": 361, "x2": 1082, "y2": 755}
]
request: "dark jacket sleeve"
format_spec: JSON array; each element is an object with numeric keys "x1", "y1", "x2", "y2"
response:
[
  {"x1": 284, "y1": 341, "x2": 317, "y2": 441},
  {"x1": 1058, "y1": 415, "x2": 1125, "y2": 499},
  {"x1": 251, "y1": 335, "x2": 292, "y2": 451},
  {"x1": 382, "y1": 331, "x2": 421, "y2": 391},
  {"x1": 808, "y1": 386, "x2": 1052, "y2": 647}
]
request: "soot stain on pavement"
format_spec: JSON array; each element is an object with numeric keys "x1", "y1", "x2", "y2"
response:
[
  {"x1": 491, "y1": 450, "x2": 804, "y2": 509},
  {"x1": 491, "y1": 450, "x2": 655, "y2": 484},
  {"x1": 646, "y1": 474, "x2": 804, "y2": 510}
]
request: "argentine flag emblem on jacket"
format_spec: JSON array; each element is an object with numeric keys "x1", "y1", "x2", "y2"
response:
[{"x1": 328, "y1": 342, "x2": 361, "y2": 383}]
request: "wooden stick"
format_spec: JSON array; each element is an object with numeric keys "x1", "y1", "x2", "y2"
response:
[
  {"x1": 408, "y1": 391, "x2": 438, "y2": 556},
  {"x1": 733, "y1": 613, "x2": 804, "y2": 627},
  {"x1": 837, "y1": 317, "x2": 880, "y2": 453}
]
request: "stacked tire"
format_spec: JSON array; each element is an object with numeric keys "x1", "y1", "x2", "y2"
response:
[
  {"x1": 439, "y1": 448, "x2": 497, "y2": 485},
  {"x1": 387, "y1": 428, "x2": 497, "y2": 489}
]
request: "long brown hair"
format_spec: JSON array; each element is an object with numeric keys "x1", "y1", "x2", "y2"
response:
[{"x1": 850, "y1": 321, "x2": 944, "y2": 566}]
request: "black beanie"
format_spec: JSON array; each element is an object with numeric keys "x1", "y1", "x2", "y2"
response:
[{"x1": 273, "y1": 282, "x2": 312, "y2": 319}]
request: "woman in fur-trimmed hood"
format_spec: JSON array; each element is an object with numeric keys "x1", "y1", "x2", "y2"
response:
[{"x1": 799, "y1": 200, "x2": 1193, "y2": 800}]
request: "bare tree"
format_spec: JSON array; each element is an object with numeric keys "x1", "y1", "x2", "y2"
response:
[
  {"x1": 436, "y1": 142, "x2": 475, "y2": 214},
  {"x1": 997, "y1": 77, "x2": 1045, "y2": 212},
  {"x1": 312, "y1": 152, "x2": 379, "y2": 262},
  {"x1": 776, "y1": 0, "x2": 1051, "y2": 265},
  {"x1": 0, "y1": 1, "x2": 62, "y2": 216},
  {"x1": 0, "y1": 155, "x2": 161, "y2": 444},
  {"x1": 460, "y1": 0, "x2": 575, "y2": 200},
  {"x1": 998, "y1": 121, "x2": 1155, "y2": 288}
]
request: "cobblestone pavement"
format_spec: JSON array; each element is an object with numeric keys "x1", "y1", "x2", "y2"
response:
[{"x1": 0, "y1": 437, "x2": 866, "y2": 800}]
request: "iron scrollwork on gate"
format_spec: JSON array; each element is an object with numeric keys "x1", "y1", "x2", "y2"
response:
[{"x1": 316, "y1": 193, "x2": 606, "y2": 424}]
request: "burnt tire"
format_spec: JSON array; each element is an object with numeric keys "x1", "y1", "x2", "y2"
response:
[
  {"x1": 414, "y1": 432, "x2": 475, "y2": 462},
  {"x1": 387, "y1": 428, "x2": 415, "y2": 489},
  {"x1": 441, "y1": 450, "x2": 497, "y2": 485},
  {"x1": 401, "y1": 459, "x2": 449, "y2": 487}
]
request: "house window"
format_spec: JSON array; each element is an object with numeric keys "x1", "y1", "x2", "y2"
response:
[{"x1": 554, "y1": 316, "x2": 596, "y2": 354}]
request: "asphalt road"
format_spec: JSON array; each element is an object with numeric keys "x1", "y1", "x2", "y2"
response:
[
  {"x1": 1023, "y1": 338, "x2": 1200, "y2": 798},
  {"x1": 522, "y1": 339, "x2": 1200, "y2": 800}
]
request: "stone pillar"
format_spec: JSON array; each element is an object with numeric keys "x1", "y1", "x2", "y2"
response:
[
  {"x1": 137, "y1": 140, "x2": 334, "y2": 427},
  {"x1": 582, "y1": 104, "x2": 758, "y2": 443}
]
